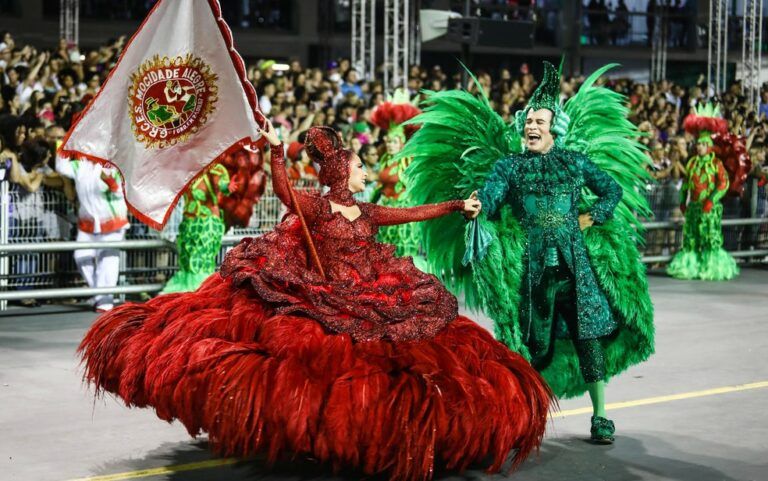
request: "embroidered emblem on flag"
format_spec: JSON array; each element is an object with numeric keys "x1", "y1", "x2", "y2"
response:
[{"x1": 128, "y1": 54, "x2": 218, "y2": 149}]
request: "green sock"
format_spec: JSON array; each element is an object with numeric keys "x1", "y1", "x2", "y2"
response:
[{"x1": 587, "y1": 381, "x2": 606, "y2": 418}]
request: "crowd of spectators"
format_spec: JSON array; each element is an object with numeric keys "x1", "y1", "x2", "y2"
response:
[
  {"x1": 448, "y1": 1, "x2": 697, "y2": 48},
  {"x1": 581, "y1": 0, "x2": 696, "y2": 47},
  {"x1": 1, "y1": 30, "x2": 767, "y2": 266}
]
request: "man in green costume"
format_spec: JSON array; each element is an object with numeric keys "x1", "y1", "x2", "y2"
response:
[
  {"x1": 161, "y1": 164, "x2": 231, "y2": 293},
  {"x1": 667, "y1": 104, "x2": 739, "y2": 281},
  {"x1": 369, "y1": 89, "x2": 426, "y2": 269},
  {"x1": 401, "y1": 62, "x2": 655, "y2": 443}
]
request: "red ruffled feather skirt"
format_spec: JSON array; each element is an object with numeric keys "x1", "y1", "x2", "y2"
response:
[{"x1": 79, "y1": 274, "x2": 551, "y2": 480}]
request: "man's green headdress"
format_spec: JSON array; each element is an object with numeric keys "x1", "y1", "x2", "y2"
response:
[
  {"x1": 527, "y1": 61, "x2": 561, "y2": 113},
  {"x1": 515, "y1": 60, "x2": 570, "y2": 148}
]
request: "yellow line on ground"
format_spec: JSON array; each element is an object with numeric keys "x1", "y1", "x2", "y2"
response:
[
  {"x1": 554, "y1": 380, "x2": 768, "y2": 418},
  {"x1": 67, "y1": 380, "x2": 768, "y2": 481},
  {"x1": 66, "y1": 458, "x2": 238, "y2": 481}
]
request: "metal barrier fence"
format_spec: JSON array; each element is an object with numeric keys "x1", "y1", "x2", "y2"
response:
[
  {"x1": 639, "y1": 178, "x2": 768, "y2": 259},
  {"x1": 2, "y1": 177, "x2": 767, "y2": 308},
  {"x1": 0, "y1": 178, "x2": 316, "y2": 309}
]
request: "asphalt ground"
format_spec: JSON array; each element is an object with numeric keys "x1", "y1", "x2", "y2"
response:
[{"x1": 1, "y1": 268, "x2": 767, "y2": 481}]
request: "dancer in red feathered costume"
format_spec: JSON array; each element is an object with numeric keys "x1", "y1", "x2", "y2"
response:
[
  {"x1": 78, "y1": 120, "x2": 552, "y2": 481},
  {"x1": 218, "y1": 144, "x2": 267, "y2": 230}
]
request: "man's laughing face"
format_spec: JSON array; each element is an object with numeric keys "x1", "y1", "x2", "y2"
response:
[{"x1": 525, "y1": 108, "x2": 555, "y2": 154}]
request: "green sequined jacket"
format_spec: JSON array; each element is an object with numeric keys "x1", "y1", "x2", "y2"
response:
[{"x1": 477, "y1": 146, "x2": 623, "y2": 341}]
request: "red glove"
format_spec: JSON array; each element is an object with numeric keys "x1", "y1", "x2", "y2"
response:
[{"x1": 703, "y1": 199, "x2": 713, "y2": 213}]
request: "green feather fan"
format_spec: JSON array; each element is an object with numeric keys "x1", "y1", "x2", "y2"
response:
[
  {"x1": 563, "y1": 63, "x2": 654, "y2": 241},
  {"x1": 398, "y1": 70, "x2": 521, "y2": 307}
]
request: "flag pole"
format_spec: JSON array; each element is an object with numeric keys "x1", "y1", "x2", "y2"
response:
[
  {"x1": 287, "y1": 185, "x2": 326, "y2": 280},
  {"x1": 256, "y1": 111, "x2": 326, "y2": 280}
]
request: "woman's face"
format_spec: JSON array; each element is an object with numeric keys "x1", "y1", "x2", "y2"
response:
[
  {"x1": 350, "y1": 137, "x2": 362, "y2": 153},
  {"x1": 15, "y1": 125, "x2": 26, "y2": 146},
  {"x1": 385, "y1": 134, "x2": 403, "y2": 155},
  {"x1": 363, "y1": 147, "x2": 378, "y2": 167},
  {"x1": 696, "y1": 141, "x2": 710, "y2": 157},
  {"x1": 347, "y1": 154, "x2": 368, "y2": 193}
]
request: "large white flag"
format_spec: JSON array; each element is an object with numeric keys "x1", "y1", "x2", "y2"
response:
[{"x1": 60, "y1": 0, "x2": 263, "y2": 229}]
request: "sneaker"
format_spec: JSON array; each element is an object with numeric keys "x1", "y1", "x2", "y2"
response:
[
  {"x1": 95, "y1": 304, "x2": 114, "y2": 313},
  {"x1": 590, "y1": 416, "x2": 615, "y2": 444}
]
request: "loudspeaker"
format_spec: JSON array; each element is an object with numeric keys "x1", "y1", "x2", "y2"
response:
[
  {"x1": 447, "y1": 17, "x2": 479, "y2": 45},
  {"x1": 420, "y1": 9, "x2": 463, "y2": 42},
  {"x1": 447, "y1": 18, "x2": 534, "y2": 49}
]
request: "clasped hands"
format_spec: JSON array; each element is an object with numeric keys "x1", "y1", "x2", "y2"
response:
[{"x1": 464, "y1": 191, "x2": 481, "y2": 219}]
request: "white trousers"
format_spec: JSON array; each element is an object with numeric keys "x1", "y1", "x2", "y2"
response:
[{"x1": 74, "y1": 229, "x2": 124, "y2": 309}]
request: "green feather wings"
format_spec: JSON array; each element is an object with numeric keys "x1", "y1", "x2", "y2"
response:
[
  {"x1": 563, "y1": 63, "x2": 654, "y2": 240},
  {"x1": 398, "y1": 77, "x2": 521, "y2": 307}
]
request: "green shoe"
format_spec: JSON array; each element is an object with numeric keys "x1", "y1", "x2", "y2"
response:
[{"x1": 590, "y1": 416, "x2": 615, "y2": 444}]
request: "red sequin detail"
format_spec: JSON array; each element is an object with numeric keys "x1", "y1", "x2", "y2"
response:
[{"x1": 220, "y1": 143, "x2": 465, "y2": 342}]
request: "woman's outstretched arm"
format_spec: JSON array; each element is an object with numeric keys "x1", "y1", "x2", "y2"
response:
[{"x1": 365, "y1": 200, "x2": 467, "y2": 226}]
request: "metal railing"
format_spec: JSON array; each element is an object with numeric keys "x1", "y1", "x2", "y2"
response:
[
  {"x1": 640, "y1": 217, "x2": 768, "y2": 263},
  {"x1": 0, "y1": 177, "x2": 316, "y2": 310},
  {"x1": 1, "y1": 178, "x2": 767, "y2": 309}
]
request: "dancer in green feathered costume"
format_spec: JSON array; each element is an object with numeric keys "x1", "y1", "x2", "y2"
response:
[
  {"x1": 667, "y1": 104, "x2": 739, "y2": 281},
  {"x1": 400, "y1": 62, "x2": 655, "y2": 444},
  {"x1": 161, "y1": 164, "x2": 231, "y2": 294},
  {"x1": 370, "y1": 90, "x2": 427, "y2": 270}
]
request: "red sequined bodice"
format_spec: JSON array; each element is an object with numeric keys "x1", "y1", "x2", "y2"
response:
[{"x1": 220, "y1": 144, "x2": 465, "y2": 342}]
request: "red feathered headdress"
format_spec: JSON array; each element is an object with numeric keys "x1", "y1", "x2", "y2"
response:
[
  {"x1": 683, "y1": 103, "x2": 728, "y2": 145},
  {"x1": 370, "y1": 93, "x2": 421, "y2": 141}
]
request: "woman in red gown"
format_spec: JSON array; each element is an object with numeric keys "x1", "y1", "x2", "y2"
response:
[{"x1": 79, "y1": 123, "x2": 552, "y2": 481}]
